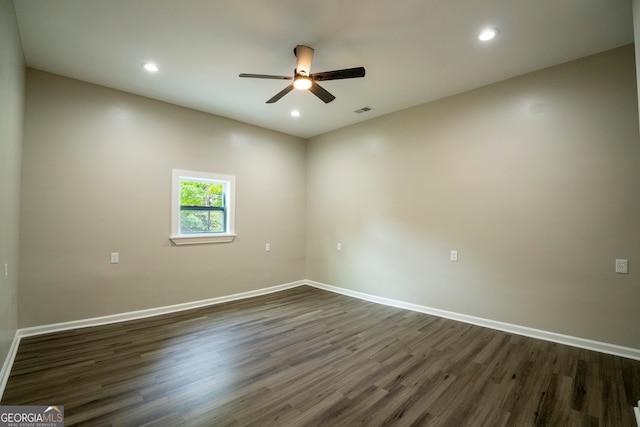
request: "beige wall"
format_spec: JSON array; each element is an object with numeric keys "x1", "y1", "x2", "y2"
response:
[
  {"x1": 634, "y1": 0, "x2": 640, "y2": 122},
  {"x1": 0, "y1": 0, "x2": 24, "y2": 363},
  {"x1": 19, "y1": 70, "x2": 306, "y2": 327},
  {"x1": 307, "y1": 45, "x2": 640, "y2": 349}
]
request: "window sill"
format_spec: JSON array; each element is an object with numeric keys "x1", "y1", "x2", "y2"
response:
[{"x1": 170, "y1": 233, "x2": 236, "y2": 246}]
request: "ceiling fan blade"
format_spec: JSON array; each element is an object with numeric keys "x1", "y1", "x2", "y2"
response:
[
  {"x1": 311, "y1": 67, "x2": 366, "y2": 81},
  {"x1": 294, "y1": 45, "x2": 314, "y2": 76},
  {"x1": 266, "y1": 83, "x2": 295, "y2": 103},
  {"x1": 239, "y1": 73, "x2": 292, "y2": 80},
  {"x1": 308, "y1": 82, "x2": 336, "y2": 103}
]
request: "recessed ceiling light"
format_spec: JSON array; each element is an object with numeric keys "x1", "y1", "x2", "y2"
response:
[
  {"x1": 143, "y1": 62, "x2": 159, "y2": 72},
  {"x1": 290, "y1": 110, "x2": 301, "y2": 117},
  {"x1": 478, "y1": 28, "x2": 498, "y2": 41}
]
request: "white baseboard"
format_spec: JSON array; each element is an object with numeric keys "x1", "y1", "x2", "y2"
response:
[
  {"x1": 18, "y1": 280, "x2": 305, "y2": 338},
  {"x1": 0, "y1": 330, "x2": 21, "y2": 400},
  {"x1": 2, "y1": 278, "x2": 639, "y2": 403},
  {"x1": 304, "y1": 280, "x2": 640, "y2": 361}
]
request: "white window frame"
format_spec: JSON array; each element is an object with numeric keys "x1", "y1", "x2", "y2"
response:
[{"x1": 170, "y1": 169, "x2": 236, "y2": 245}]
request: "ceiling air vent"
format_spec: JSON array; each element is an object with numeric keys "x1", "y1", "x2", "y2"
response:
[{"x1": 354, "y1": 106, "x2": 372, "y2": 114}]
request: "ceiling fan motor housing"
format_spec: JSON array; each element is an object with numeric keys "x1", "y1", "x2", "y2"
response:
[{"x1": 294, "y1": 45, "x2": 314, "y2": 76}]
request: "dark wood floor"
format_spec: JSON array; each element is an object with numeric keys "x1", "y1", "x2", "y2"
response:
[{"x1": 2, "y1": 286, "x2": 640, "y2": 426}]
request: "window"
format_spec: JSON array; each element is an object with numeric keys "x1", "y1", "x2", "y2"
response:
[{"x1": 170, "y1": 169, "x2": 236, "y2": 245}]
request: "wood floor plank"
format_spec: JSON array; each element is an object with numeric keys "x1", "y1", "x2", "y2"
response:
[{"x1": 2, "y1": 285, "x2": 639, "y2": 426}]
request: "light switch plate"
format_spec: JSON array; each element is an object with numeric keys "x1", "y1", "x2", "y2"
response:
[{"x1": 615, "y1": 259, "x2": 628, "y2": 274}]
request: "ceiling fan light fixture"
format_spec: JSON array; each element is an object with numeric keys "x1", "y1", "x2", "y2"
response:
[{"x1": 293, "y1": 77, "x2": 312, "y2": 90}]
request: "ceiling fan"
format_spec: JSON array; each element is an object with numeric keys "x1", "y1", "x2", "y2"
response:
[{"x1": 239, "y1": 45, "x2": 365, "y2": 104}]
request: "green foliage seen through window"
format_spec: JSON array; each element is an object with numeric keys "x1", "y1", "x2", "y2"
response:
[
  {"x1": 179, "y1": 181, "x2": 225, "y2": 233},
  {"x1": 180, "y1": 181, "x2": 223, "y2": 207}
]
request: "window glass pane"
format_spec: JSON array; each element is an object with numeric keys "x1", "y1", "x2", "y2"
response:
[
  {"x1": 179, "y1": 179, "x2": 226, "y2": 234},
  {"x1": 179, "y1": 181, "x2": 225, "y2": 208},
  {"x1": 180, "y1": 209, "x2": 224, "y2": 234}
]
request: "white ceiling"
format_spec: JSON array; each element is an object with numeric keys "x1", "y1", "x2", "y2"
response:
[{"x1": 13, "y1": 0, "x2": 634, "y2": 139}]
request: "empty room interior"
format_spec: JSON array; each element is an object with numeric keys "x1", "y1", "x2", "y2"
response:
[{"x1": 2, "y1": 0, "x2": 640, "y2": 425}]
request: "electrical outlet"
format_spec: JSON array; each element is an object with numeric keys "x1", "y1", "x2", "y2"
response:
[
  {"x1": 110, "y1": 252, "x2": 119, "y2": 264},
  {"x1": 615, "y1": 259, "x2": 628, "y2": 274},
  {"x1": 450, "y1": 250, "x2": 458, "y2": 262}
]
